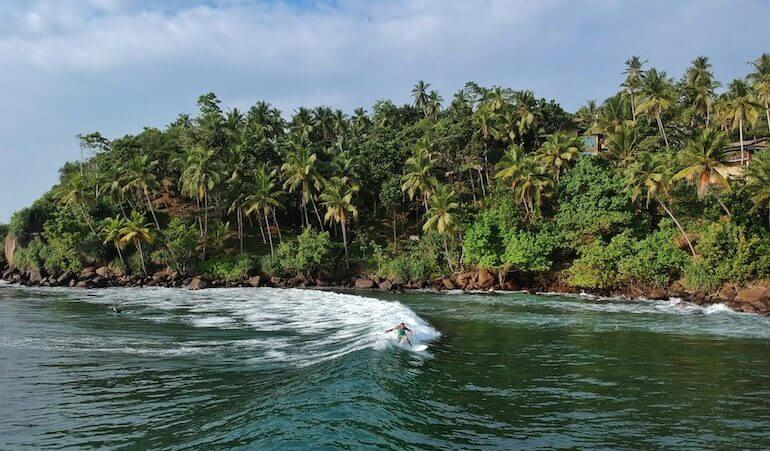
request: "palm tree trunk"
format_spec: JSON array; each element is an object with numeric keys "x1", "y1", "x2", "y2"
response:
[
  {"x1": 714, "y1": 192, "x2": 732, "y2": 217},
  {"x1": 477, "y1": 168, "x2": 486, "y2": 197},
  {"x1": 114, "y1": 243, "x2": 125, "y2": 267},
  {"x1": 145, "y1": 192, "x2": 161, "y2": 231},
  {"x1": 657, "y1": 196, "x2": 695, "y2": 256},
  {"x1": 271, "y1": 207, "x2": 282, "y2": 243},
  {"x1": 442, "y1": 234, "x2": 454, "y2": 273},
  {"x1": 79, "y1": 204, "x2": 96, "y2": 234},
  {"x1": 203, "y1": 193, "x2": 209, "y2": 259},
  {"x1": 264, "y1": 210, "x2": 274, "y2": 256},
  {"x1": 765, "y1": 102, "x2": 770, "y2": 133},
  {"x1": 468, "y1": 171, "x2": 477, "y2": 202},
  {"x1": 341, "y1": 219, "x2": 348, "y2": 260},
  {"x1": 656, "y1": 110, "x2": 670, "y2": 150},
  {"x1": 135, "y1": 239, "x2": 147, "y2": 275},
  {"x1": 739, "y1": 118, "x2": 746, "y2": 165},
  {"x1": 237, "y1": 208, "x2": 244, "y2": 252},
  {"x1": 310, "y1": 195, "x2": 324, "y2": 230},
  {"x1": 258, "y1": 213, "x2": 266, "y2": 244},
  {"x1": 631, "y1": 94, "x2": 637, "y2": 121},
  {"x1": 393, "y1": 211, "x2": 397, "y2": 246}
]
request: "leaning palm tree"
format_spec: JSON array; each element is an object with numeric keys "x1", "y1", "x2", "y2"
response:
[
  {"x1": 422, "y1": 184, "x2": 459, "y2": 273},
  {"x1": 748, "y1": 53, "x2": 770, "y2": 131},
  {"x1": 411, "y1": 80, "x2": 431, "y2": 116},
  {"x1": 637, "y1": 68, "x2": 676, "y2": 150},
  {"x1": 622, "y1": 56, "x2": 647, "y2": 121},
  {"x1": 281, "y1": 140, "x2": 324, "y2": 229},
  {"x1": 320, "y1": 177, "x2": 359, "y2": 259},
  {"x1": 57, "y1": 171, "x2": 96, "y2": 233},
  {"x1": 625, "y1": 155, "x2": 695, "y2": 256},
  {"x1": 244, "y1": 165, "x2": 284, "y2": 256},
  {"x1": 122, "y1": 155, "x2": 162, "y2": 230},
  {"x1": 535, "y1": 132, "x2": 583, "y2": 182},
  {"x1": 101, "y1": 216, "x2": 127, "y2": 267},
  {"x1": 719, "y1": 79, "x2": 761, "y2": 165},
  {"x1": 745, "y1": 151, "x2": 770, "y2": 226},
  {"x1": 673, "y1": 128, "x2": 732, "y2": 216},
  {"x1": 401, "y1": 151, "x2": 435, "y2": 211},
  {"x1": 120, "y1": 211, "x2": 154, "y2": 275}
]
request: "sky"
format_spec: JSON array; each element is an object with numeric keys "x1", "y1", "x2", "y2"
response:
[{"x1": 1, "y1": 0, "x2": 769, "y2": 222}]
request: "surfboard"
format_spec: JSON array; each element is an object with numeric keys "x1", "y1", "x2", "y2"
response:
[{"x1": 412, "y1": 344, "x2": 428, "y2": 352}]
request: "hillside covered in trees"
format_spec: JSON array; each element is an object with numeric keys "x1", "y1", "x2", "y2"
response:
[{"x1": 4, "y1": 55, "x2": 770, "y2": 308}]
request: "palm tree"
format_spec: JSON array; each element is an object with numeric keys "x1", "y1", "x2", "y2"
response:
[
  {"x1": 603, "y1": 124, "x2": 657, "y2": 168},
  {"x1": 514, "y1": 158, "x2": 553, "y2": 217},
  {"x1": 422, "y1": 184, "x2": 459, "y2": 273},
  {"x1": 122, "y1": 155, "x2": 162, "y2": 230},
  {"x1": 683, "y1": 56, "x2": 720, "y2": 125},
  {"x1": 719, "y1": 79, "x2": 761, "y2": 165},
  {"x1": 514, "y1": 90, "x2": 539, "y2": 140},
  {"x1": 745, "y1": 151, "x2": 770, "y2": 226},
  {"x1": 673, "y1": 128, "x2": 732, "y2": 216},
  {"x1": 281, "y1": 140, "x2": 325, "y2": 229},
  {"x1": 57, "y1": 172, "x2": 96, "y2": 233},
  {"x1": 120, "y1": 211, "x2": 154, "y2": 275},
  {"x1": 179, "y1": 146, "x2": 223, "y2": 257},
  {"x1": 320, "y1": 177, "x2": 359, "y2": 259},
  {"x1": 401, "y1": 151, "x2": 435, "y2": 211},
  {"x1": 535, "y1": 132, "x2": 583, "y2": 182},
  {"x1": 245, "y1": 165, "x2": 284, "y2": 256},
  {"x1": 411, "y1": 80, "x2": 431, "y2": 116},
  {"x1": 748, "y1": 53, "x2": 770, "y2": 131},
  {"x1": 625, "y1": 155, "x2": 695, "y2": 256},
  {"x1": 101, "y1": 216, "x2": 127, "y2": 267},
  {"x1": 622, "y1": 56, "x2": 647, "y2": 121},
  {"x1": 426, "y1": 90, "x2": 443, "y2": 118},
  {"x1": 637, "y1": 68, "x2": 675, "y2": 150}
]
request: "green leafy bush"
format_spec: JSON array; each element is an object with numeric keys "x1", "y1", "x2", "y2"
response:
[
  {"x1": 258, "y1": 229, "x2": 337, "y2": 278},
  {"x1": 462, "y1": 189, "x2": 520, "y2": 268},
  {"x1": 199, "y1": 253, "x2": 256, "y2": 282},
  {"x1": 618, "y1": 226, "x2": 689, "y2": 288},
  {"x1": 151, "y1": 218, "x2": 200, "y2": 274},
  {"x1": 501, "y1": 226, "x2": 558, "y2": 272},
  {"x1": 567, "y1": 232, "x2": 634, "y2": 289}
]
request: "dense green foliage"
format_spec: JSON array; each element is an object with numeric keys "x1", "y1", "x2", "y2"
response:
[{"x1": 6, "y1": 54, "x2": 770, "y2": 292}]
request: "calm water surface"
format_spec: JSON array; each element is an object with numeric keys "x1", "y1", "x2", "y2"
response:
[{"x1": 1, "y1": 282, "x2": 769, "y2": 449}]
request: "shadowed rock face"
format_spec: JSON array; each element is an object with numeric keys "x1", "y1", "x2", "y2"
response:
[{"x1": 4, "y1": 234, "x2": 15, "y2": 266}]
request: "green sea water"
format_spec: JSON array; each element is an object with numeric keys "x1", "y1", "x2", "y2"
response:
[{"x1": 1, "y1": 283, "x2": 769, "y2": 449}]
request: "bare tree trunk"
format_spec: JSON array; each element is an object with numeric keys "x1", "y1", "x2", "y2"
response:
[
  {"x1": 714, "y1": 192, "x2": 732, "y2": 217},
  {"x1": 114, "y1": 243, "x2": 125, "y2": 267},
  {"x1": 477, "y1": 168, "x2": 486, "y2": 197},
  {"x1": 658, "y1": 196, "x2": 695, "y2": 256},
  {"x1": 258, "y1": 213, "x2": 266, "y2": 244},
  {"x1": 237, "y1": 208, "x2": 243, "y2": 252},
  {"x1": 79, "y1": 204, "x2": 96, "y2": 234},
  {"x1": 468, "y1": 171, "x2": 477, "y2": 202},
  {"x1": 656, "y1": 110, "x2": 669, "y2": 151},
  {"x1": 310, "y1": 195, "x2": 324, "y2": 230},
  {"x1": 202, "y1": 193, "x2": 209, "y2": 259},
  {"x1": 341, "y1": 219, "x2": 348, "y2": 260},
  {"x1": 443, "y1": 234, "x2": 454, "y2": 273},
  {"x1": 765, "y1": 103, "x2": 770, "y2": 133},
  {"x1": 145, "y1": 192, "x2": 161, "y2": 231},
  {"x1": 271, "y1": 208, "x2": 282, "y2": 243},
  {"x1": 264, "y1": 210, "x2": 274, "y2": 256},
  {"x1": 135, "y1": 240, "x2": 147, "y2": 275}
]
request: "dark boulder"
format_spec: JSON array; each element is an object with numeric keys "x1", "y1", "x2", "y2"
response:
[
  {"x1": 188, "y1": 277, "x2": 208, "y2": 290},
  {"x1": 477, "y1": 268, "x2": 495, "y2": 289},
  {"x1": 246, "y1": 276, "x2": 261, "y2": 287},
  {"x1": 354, "y1": 278, "x2": 375, "y2": 289}
]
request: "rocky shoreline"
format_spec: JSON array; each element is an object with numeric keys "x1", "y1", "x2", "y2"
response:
[{"x1": 2, "y1": 265, "x2": 769, "y2": 316}]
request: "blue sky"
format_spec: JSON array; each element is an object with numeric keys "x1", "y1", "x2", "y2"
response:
[{"x1": 1, "y1": 0, "x2": 769, "y2": 221}]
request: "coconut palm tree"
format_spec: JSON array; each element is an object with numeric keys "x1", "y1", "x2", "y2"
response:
[
  {"x1": 120, "y1": 211, "x2": 154, "y2": 275},
  {"x1": 673, "y1": 128, "x2": 732, "y2": 216},
  {"x1": 423, "y1": 184, "x2": 459, "y2": 272},
  {"x1": 637, "y1": 68, "x2": 676, "y2": 150},
  {"x1": 514, "y1": 90, "x2": 539, "y2": 140},
  {"x1": 718, "y1": 79, "x2": 761, "y2": 165},
  {"x1": 683, "y1": 56, "x2": 720, "y2": 126},
  {"x1": 595, "y1": 94, "x2": 631, "y2": 135},
  {"x1": 57, "y1": 171, "x2": 96, "y2": 233},
  {"x1": 745, "y1": 151, "x2": 770, "y2": 226},
  {"x1": 603, "y1": 124, "x2": 658, "y2": 168},
  {"x1": 401, "y1": 150, "x2": 435, "y2": 211},
  {"x1": 411, "y1": 80, "x2": 431, "y2": 116},
  {"x1": 535, "y1": 132, "x2": 584, "y2": 182},
  {"x1": 245, "y1": 164, "x2": 284, "y2": 256},
  {"x1": 122, "y1": 155, "x2": 162, "y2": 230},
  {"x1": 514, "y1": 158, "x2": 553, "y2": 217},
  {"x1": 622, "y1": 56, "x2": 647, "y2": 121},
  {"x1": 625, "y1": 155, "x2": 695, "y2": 256},
  {"x1": 179, "y1": 146, "x2": 224, "y2": 257},
  {"x1": 426, "y1": 90, "x2": 443, "y2": 118},
  {"x1": 748, "y1": 53, "x2": 770, "y2": 131},
  {"x1": 494, "y1": 145, "x2": 525, "y2": 182},
  {"x1": 281, "y1": 140, "x2": 325, "y2": 229},
  {"x1": 101, "y1": 216, "x2": 127, "y2": 267},
  {"x1": 320, "y1": 177, "x2": 359, "y2": 259}
]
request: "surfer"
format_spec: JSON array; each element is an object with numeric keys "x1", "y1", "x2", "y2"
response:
[
  {"x1": 112, "y1": 306, "x2": 122, "y2": 314},
  {"x1": 386, "y1": 322, "x2": 412, "y2": 346}
]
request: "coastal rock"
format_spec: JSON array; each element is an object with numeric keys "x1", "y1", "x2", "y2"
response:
[
  {"x1": 477, "y1": 268, "x2": 495, "y2": 289},
  {"x1": 92, "y1": 276, "x2": 108, "y2": 288},
  {"x1": 354, "y1": 277, "x2": 375, "y2": 289},
  {"x1": 715, "y1": 284, "x2": 737, "y2": 302},
  {"x1": 27, "y1": 270, "x2": 43, "y2": 285},
  {"x1": 646, "y1": 288, "x2": 668, "y2": 300},
  {"x1": 81, "y1": 267, "x2": 96, "y2": 277},
  {"x1": 734, "y1": 286, "x2": 769, "y2": 304},
  {"x1": 316, "y1": 278, "x2": 330, "y2": 287},
  {"x1": 56, "y1": 271, "x2": 74, "y2": 285},
  {"x1": 441, "y1": 278, "x2": 455, "y2": 290},
  {"x1": 75, "y1": 280, "x2": 90, "y2": 288},
  {"x1": 95, "y1": 266, "x2": 111, "y2": 277},
  {"x1": 378, "y1": 280, "x2": 393, "y2": 291},
  {"x1": 502, "y1": 280, "x2": 520, "y2": 291},
  {"x1": 153, "y1": 269, "x2": 172, "y2": 281},
  {"x1": 188, "y1": 277, "x2": 208, "y2": 290},
  {"x1": 246, "y1": 276, "x2": 261, "y2": 287}
]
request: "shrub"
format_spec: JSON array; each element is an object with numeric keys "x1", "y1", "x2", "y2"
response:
[
  {"x1": 151, "y1": 218, "x2": 200, "y2": 274},
  {"x1": 501, "y1": 226, "x2": 557, "y2": 272},
  {"x1": 258, "y1": 229, "x2": 338, "y2": 278},
  {"x1": 618, "y1": 226, "x2": 689, "y2": 289},
  {"x1": 199, "y1": 253, "x2": 256, "y2": 282},
  {"x1": 567, "y1": 232, "x2": 634, "y2": 289},
  {"x1": 462, "y1": 189, "x2": 520, "y2": 268}
]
